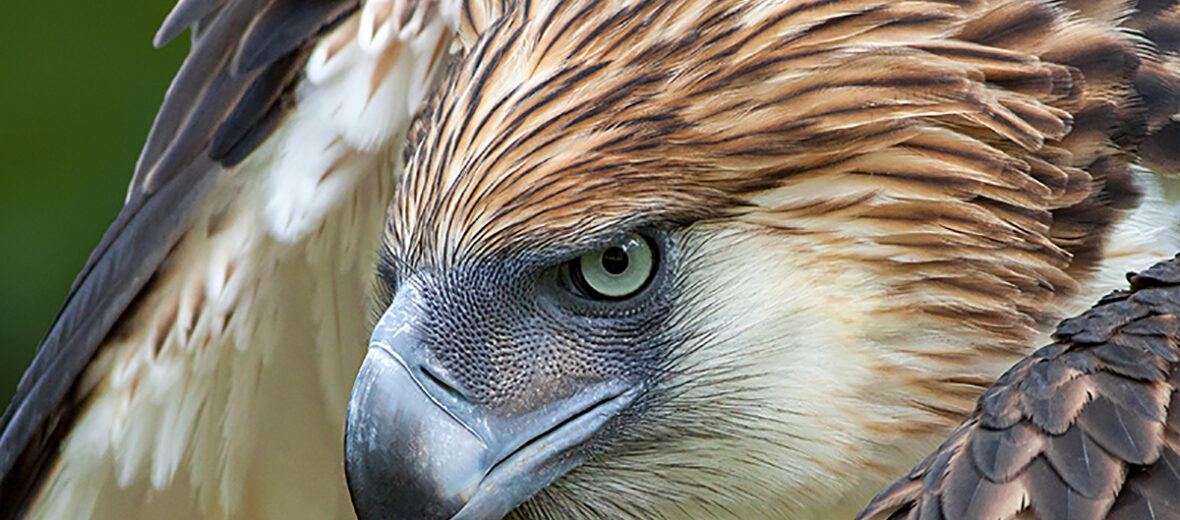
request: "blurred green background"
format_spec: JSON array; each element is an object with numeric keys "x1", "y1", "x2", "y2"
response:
[{"x1": 0, "y1": 3, "x2": 186, "y2": 408}]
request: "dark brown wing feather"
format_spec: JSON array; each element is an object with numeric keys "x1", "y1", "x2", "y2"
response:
[
  {"x1": 858, "y1": 255, "x2": 1180, "y2": 520},
  {"x1": 137, "y1": 0, "x2": 359, "y2": 187},
  {"x1": 0, "y1": 1, "x2": 356, "y2": 516}
]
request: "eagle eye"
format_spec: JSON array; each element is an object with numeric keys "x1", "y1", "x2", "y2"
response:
[{"x1": 565, "y1": 232, "x2": 657, "y2": 299}]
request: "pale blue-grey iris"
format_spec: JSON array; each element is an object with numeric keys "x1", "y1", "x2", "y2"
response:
[{"x1": 576, "y1": 233, "x2": 654, "y2": 298}]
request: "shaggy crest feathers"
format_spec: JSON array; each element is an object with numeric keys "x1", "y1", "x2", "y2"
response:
[{"x1": 390, "y1": 0, "x2": 1180, "y2": 431}]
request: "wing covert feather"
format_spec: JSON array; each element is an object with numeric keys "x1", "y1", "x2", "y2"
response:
[
  {"x1": 135, "y1": 0, "x2": 360, "y2": 191},
  {"x1": 0, "y1": 0, "x2": 467, "y2": 516},
  {"x1": 0, "y1": 0, "x2": 355, "y2": 510},
  {"x1": 0, "y1": 158, "x2": 218, "y2": 519},
  {"x1": 859, "y1": 255, "x2": 1180, "y2": 520}
]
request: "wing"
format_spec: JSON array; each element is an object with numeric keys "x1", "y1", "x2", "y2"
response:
[
  {"x1": 858, "y1": 254, "x2": 1180, "y2": 520},
  {"x1": 0, "y1": 0, "x2": 501, "y2": 517}
]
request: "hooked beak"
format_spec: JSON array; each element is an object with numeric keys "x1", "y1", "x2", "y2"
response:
[{"x1": 344, "y1": 291, "x2": 637, "y2": 520}]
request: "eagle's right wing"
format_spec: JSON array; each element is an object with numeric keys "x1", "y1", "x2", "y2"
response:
[{"x1": 0, "y1": 1, "x2": 503, "y2": 518}]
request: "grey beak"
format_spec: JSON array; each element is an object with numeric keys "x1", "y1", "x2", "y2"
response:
[{"x1": 344, "y1": 289, "x2": 636, "y2": 520}]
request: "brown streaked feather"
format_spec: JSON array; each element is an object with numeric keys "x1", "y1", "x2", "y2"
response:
[{"x1": 858, "y1": 255, "x2": 1180, "y2": 520}]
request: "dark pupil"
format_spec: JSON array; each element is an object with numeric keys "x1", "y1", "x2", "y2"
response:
[{"x1": 601, "y1": 247, "x2": 629, "y2": 275}]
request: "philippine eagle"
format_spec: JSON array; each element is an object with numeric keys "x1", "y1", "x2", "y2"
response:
[{"x1": 4, "y1": 0, "x2": 1180, "y2": 519}]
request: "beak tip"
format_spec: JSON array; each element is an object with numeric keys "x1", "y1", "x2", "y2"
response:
[{"x1": 345, "y1": 349, "x2": 483, "y2": 520}]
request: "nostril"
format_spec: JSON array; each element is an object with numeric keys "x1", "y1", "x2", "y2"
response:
[{"x1": 418, "y1": 366, "x2": 473, "y2": 404}]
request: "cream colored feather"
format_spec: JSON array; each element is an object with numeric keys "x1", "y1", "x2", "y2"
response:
[{"x1": 25, "y1": 4, "x2": 454, "y2": 518}]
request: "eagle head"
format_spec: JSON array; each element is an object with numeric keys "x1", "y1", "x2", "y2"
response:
[{"x1": 343, "y1": 0, "x2": 1148, "y2": 517}]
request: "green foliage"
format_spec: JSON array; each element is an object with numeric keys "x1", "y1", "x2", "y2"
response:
[{"x1": 0, "y1": 3, "x2": 186, "y2": 408}]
